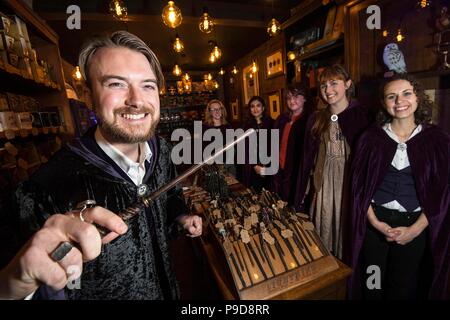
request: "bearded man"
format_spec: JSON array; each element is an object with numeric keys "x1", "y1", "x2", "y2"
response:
[{"x1": 10, "y1": 31, "x2": 202, "y2": 300}]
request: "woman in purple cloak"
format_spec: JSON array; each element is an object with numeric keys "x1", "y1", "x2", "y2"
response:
[
  {"x1": 349, "y1": 74, "x2": 450, "y2": 299},
  {"x1": 295, "y1": 65, "x2": 372, "y2": 260}
]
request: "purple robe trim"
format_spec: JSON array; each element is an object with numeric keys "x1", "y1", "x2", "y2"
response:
[{"x1": 348, "y1": 124, "x2": 450, "y2": 299}]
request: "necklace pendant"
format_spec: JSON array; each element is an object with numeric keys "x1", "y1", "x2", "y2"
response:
[
  {"x1": 398, "y1": 143, "x2": 407, "y2": 151},
  {"x1": 330, "y1": 114, "x2": 338, "y2": 122}
]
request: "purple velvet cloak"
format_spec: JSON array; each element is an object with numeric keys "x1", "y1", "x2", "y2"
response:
[
  {"x1": 348, "y1": 124, "x2": 450, "y2": 299},
  {"x1": 271, "y1": 112, "x2": 309, "y2": 205},
  {"x1": 294, "y1": 100, "x2": 372, "y2": 212}
]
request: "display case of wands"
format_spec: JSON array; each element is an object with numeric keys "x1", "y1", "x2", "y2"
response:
[{"x1": 194, "y1": 188, "x2": 339, "y2": 300}]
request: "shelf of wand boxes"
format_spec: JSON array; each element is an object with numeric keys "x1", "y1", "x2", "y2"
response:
[{"x1": 184, "y1": 186, "x2": 340, "y2": 300}]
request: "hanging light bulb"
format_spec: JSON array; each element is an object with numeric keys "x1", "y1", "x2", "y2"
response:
[
  {"x1": 251, "y1": 61, "x2": 258, "y2": 73},
  {"x1": 417, "y1": 0, "x2": 430, "y2": 9},
  {"x1": 382, "y1": 29, "x2": 389, "y2": 37},
  {"x1": 396, "y1": 29, "x2": 404, "y2": 42},
  {"x1": 109, "y1": 0, "x2": 128, "y2": 20},
  {"x1": 72, "y1": 66, "x2": 82, "y2": 81},
  {"x1": 213, "y1": 80, "x2": 219, "y2": 89},
  {"x1": 287, "y1": 51, "x2": 296, "y2": 61},
  {"x1": 232, "y1": 66, "x2": 238, "y2": 74},
  {"x1": 162, "y1": 1, "x2": 182, "y2": 29},
  {"x1": 182, "y1": 74, "x2": 191, "y2": 93},
  {"x1": 207, "y1": 73, "x2": 213, "y2": 81},
  {"x1": 267, "y1": 18, "x2": 281, "y2": 37},
  {"x1": 209, "y1": 52, "x2": 216, "y2": 63},
  {"x1": 219, "y1": 68, "x2": 225, "y2": 75},
  {"x1": 212, "y1": 45, "x2": 222, "y2": 59},
  {"x1": 199, "y1": 8, "x2": 214, "y2": 34},
  {"x1": 173, "y1": 34, "x2": 184, "y2": 53},
  {"x1": 172, "y1": 64, "x2": 182, "y2": 76}
]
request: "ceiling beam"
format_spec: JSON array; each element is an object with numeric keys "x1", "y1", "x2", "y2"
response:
[{"x1": 38, "y1": 12, "x2": 266, "y2": 28}]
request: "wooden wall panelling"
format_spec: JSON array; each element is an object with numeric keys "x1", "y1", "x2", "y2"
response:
[
  {"x1": 345, "y1": 0, "x2": 376, "y2": 82},
  {"x1": 224, "y1": 66, "x2": 242, "y2": 125},
  {"x1": 225, "y1": 33, "x2": 286, "y2": 125},
  {"x1": 346, "y1": 0, "x2": 441, "y2": 80},
  {"x1": 345, "y1": 0, "x2": 449, "y2": 131}
]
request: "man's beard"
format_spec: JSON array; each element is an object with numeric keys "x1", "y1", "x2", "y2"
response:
[{"x1": 96, "y1": 107, "x2": 159, "y2": 144}]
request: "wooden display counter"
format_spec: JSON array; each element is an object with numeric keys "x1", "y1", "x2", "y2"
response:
[
  {"x1": 183, "y1": 177, "x2": 352, "y2": 300},
  {"x1": 198, "y1": 227, "x2": 351, "y2": 300}
]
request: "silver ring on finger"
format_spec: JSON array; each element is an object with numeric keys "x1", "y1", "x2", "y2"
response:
[
  {"x1": 79, "y1": 206, "x2": 87, "y2": 222},
  {"x1": 50, "y1": 241, "x2": 74, "y2": 262},
  {"x1": 75, "y1": 200, "x2": 96, "y2": 223}
]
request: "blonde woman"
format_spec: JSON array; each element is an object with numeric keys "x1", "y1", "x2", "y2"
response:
[
  {"x1": 202, "y1": 99, "x2": 235, "y2": 175},
  {"x1": 203, "y1": 99, "x2": 231, "y2": 130}
]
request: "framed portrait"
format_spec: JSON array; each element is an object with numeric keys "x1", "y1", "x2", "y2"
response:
[
  {"x1": 265, "y1": 50, "x2": 284, "y2": 78},
  {"x1": 268, "y1": 90, "x2": 281, "y2": 119},
  {"x1": 242, "y1": 64, "x2": 259, "y2": 105},
  {"x1": 230, "y1": 99, "x2": 239, "y2": 121}
]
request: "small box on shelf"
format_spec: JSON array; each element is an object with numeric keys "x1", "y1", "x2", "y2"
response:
[
  {"x1": 0, "y1": 93, "x2": 8, "y2": 111},
  {"x1": 0, "y1": 110, "x2": 18, "y2": 131}
]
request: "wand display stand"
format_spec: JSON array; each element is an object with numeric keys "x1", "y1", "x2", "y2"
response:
[{"x1": 184, "y1": 180, "x2": 347, "y2": 300}]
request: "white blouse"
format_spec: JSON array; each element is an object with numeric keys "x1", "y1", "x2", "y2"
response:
[{"x1": 373, "y1": 123, "x2": 422, "y2": 212}]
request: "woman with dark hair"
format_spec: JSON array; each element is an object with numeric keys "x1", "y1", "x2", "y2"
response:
[
  {"x1": 239, "y1": 96, "x2": 274, "y2": 191},
  {"x1": 349, "y1": 74, "x2": 449, "y2": 299},
  {"x1": 272, "y1": 83, "x2": 312, "y2": 205},
  {"x1": 294, "y1": 64, "x2": 372, "y2": 260}
]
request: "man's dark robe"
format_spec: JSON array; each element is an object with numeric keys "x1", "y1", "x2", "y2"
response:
[
  {"x1": 271, "y1": 112, "x2": 309, "y2": 205},
  {"x1": 294, "y1": 100, "x2": 371, "y2": 212},
  {"x1": 348, "y1": 124, "x2": 450, "y2": 299},
  {"x1": 239, "y1": 115, "x2": 274, "y2": 191},
  {"x1": 13, "y1": 126, "x2": 187, "y2": 299}
]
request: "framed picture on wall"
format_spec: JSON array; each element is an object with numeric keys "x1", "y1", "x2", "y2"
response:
[
  {"x1": 231, "y1": 99, "x2": 239, "y2": 120},
  {"x1": 242, "y1": 64, "x2": 259, "y2": 105},
  {"x1": 268, "y1": 90, "x2": 281, "y2": 119},
  {"x1": 265, "y1": 50, "x2": 284, "y2": 78}
]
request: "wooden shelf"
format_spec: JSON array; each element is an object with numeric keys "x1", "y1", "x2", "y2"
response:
[
  {"x1": 1, "y1": 164, "x2": 17, "y2": 170},
  {"x1": 409, "y1": 69, "x2": 450, "y2": 79},
  {"x1": 0, "y1": 65, "x2": 61, "y2": 95},
  {"x1": 2, "y1": 0, "x2": 59, "y2": 45},
  {"x1": 296, "y1": 36, "x2": 344, "y2": 61},
  {"x1": 0, "y1": 0, "x2": 73, "y2": 136},
  {"x1": 27, "y1": 161, "x2": 41, "y2": 169},
  {"x1": 161, "y1": 104, "x2": 206, "y2": 111},
  {"x1": 281, "y1": 0, "x2": 324, "y2": 30},
  {"x1": 0, "y1": 126, "x2": 64, "y2": 140}
]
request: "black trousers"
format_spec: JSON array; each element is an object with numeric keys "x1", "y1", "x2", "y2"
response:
[{"x1": 361, "y1": 205, "x2": 426, "y2": 300}]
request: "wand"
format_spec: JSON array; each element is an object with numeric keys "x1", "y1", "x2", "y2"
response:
[{"x1": 50, "y1": 128, "x2": 256, "y2": 262}]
